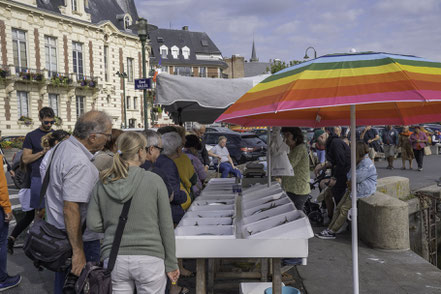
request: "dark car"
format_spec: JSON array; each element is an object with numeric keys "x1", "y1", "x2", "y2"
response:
[
  {"x1": 204, "y1": 132, "x2": 267, "y2": 164},
  {"x1": 252, "y1": 129, "x2": 268, "y2": 143}
]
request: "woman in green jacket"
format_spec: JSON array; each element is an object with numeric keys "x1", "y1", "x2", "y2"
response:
[{"x1": 87, "y1": 132, "x2": 179, "y2": 293}]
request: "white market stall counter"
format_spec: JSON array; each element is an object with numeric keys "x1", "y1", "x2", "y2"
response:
[{"x1": 175, "y1": 178, "x2": 314, "y2": 294}]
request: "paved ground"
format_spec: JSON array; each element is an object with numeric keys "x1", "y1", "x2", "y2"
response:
[{"x1": 3, "y1": 153, "x2": 441, "y2": 293}]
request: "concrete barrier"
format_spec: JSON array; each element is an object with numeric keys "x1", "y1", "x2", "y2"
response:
[
  {"x1": 358, "y1": 191, "x2": 409, "y2": 250},
  {"x1": 376, "y1": 176, "x2": 410, "y2": 200}
]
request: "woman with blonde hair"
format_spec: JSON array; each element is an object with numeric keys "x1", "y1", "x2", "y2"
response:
[{"x1": 87, "y1": 132, "x2": 179, "y2": 293}]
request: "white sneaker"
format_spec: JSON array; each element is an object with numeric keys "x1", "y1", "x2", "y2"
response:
[{"x1": 315, "y1": 229, "x2": 336, "y2": 240}]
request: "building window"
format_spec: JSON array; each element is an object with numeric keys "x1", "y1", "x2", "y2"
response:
[
  {"x1": 17, "y1": 91, "x2": 29, "y2": 118},
  {"x1": 182, "y1": 46, "x2": 190, "y2": 59},
  {"x1": 12, "y1": 29, "x2": 27, "y2": 73},
  {"x1": 49, "y1": 94, "x2": 59, "y2": 116},
  {"x1": 133, "y1": 97, "x2": 138, "y2": 110},
  {"x1": 160, "y1": 45, "x2": 168, "y2": 59},
  {"x1": 126, "y1": 96, "x2": 131, "y2": 109},
  {"x1": 174, "y1": 66, "x2": 192, "y2": 76},
  {"x1": 124, "y1": 16, "x2": 131, "y2": 30},
  {"x1": 127, "y1": 58, "x2": 134, "y2": 82},
  {"x1": 199, "y1": 67, "x2": 207, "y2": 77},
  {"x1": 129, "y1": 118, "x2": 136, "y2": 128},
  {"x1": 76, "y1": 96, "x2": 85, "y2": 118},
  {"x1": 104, "y1": 46, "x2": 109, "y2": 82},
  {"x1": 72, "y1": 42, "x2": 83, "y2": 80},
  {"x1": 72, "y1": 0, "x2": 78, "y2": 11},
  {"x1": 45, "y1": 36, "x2": 57, "y2": 78},
  {"x1": 171, "y1": 46, "x2": 179, "y2": 59}
]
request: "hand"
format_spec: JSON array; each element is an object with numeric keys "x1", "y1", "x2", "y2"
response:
[
  {"x1": 71, "y1": 250, "x2": 86, "y2": 276},
  {"x1": 368, "y1": 139, "x2": 373, "y2": 144},
  {"x1": 4, "y1": 212, "x2": 13, "y2": 222},
  {"x1": 169, "y1": 192, "x2": 174, "y2": 202},
  {"x1": 167, "y1": 268, "x2": 180, "y2": 284},
  {"x1": 9, "y1": 170, "x2": 15, "y2": 177},
  {"x1": 36, "y1": 208, "x2": 45, "y2": 219},
  {"x1": 328, "y1": 178, "x2": 337, "y2": 187}
]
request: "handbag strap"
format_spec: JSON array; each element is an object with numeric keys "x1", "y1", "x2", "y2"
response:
[
  {"x1": 39, "y1": 143, "x2": 61, "y2": 207},
  {"x1": 106, "y1": 197, "x2": 133, "y2": 272}
]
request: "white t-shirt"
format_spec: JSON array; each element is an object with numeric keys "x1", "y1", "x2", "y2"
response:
[{"x1": 210, "y1": 144, "x2": 230, "y2": 164}]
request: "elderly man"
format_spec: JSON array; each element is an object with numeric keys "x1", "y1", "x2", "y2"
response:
[
  {"x1": 192, "y1": 123, "x2": 210, "y2": 171},
  {"x1": 361, "y1": 125, "x2": 381, "y2": 160},
  {"x1": 209, "y1": 136, "x2": 241, "y2": 179},
  {"x1": 41, "y1": 110, "x2": 112, "y2": 294}
]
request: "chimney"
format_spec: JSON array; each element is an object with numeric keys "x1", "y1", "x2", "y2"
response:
[{"x1": 182, "y1": 26, "x2": 189, "y2": 31}]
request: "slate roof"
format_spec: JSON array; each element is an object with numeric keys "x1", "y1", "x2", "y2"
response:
[
  {"x1": 35, "y1": 0, "x2": 138, "y2": 32},
  {"x1": 244, "y1": 62, "x2": 271, "y2": 77},
  {"x1": 149, "y1": 29, "x2": 228, "y2": 69}
]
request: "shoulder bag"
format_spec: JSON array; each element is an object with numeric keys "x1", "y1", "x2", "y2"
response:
[
  {"x1": 23, "y1": 144, "x2": 78, "y2": 272},
  {"x1": 75, "y1": 197, "x2": 133, "y2": 294}
]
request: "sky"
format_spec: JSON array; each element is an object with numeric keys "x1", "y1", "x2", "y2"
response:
[{"x1": 134, "y1": 0, "x2": 441, "y2": 63}]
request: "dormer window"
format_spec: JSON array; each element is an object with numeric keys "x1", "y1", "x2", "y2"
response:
[
  {"x1": 171, "y1": 46, "x2": 179, "y2": 59},
  {"x1": 71, "y1": 0, "x2": 78, "y2": 11},
  {"x1": 160, "y1": 45, "x2": 168, "y2": 59},
  {"x1": 182, "y1": 46, "x2": 190, "y2": 59},
  {"x1": 124, "y1": 15, "x2": 132, "y2": 30}
]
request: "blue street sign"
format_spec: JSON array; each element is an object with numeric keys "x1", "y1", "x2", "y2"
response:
[{"x1": 135, "y1": 78, "x2": 152, "y2": 90}]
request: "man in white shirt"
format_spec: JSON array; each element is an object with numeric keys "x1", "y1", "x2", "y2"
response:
[{"x1": 208, "y1": 136, "x2": 241, "y2": 178}]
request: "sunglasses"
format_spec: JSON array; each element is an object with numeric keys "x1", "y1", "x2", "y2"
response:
[
  {"x1": 146, "y1": 145, "x2": 163, "y2": 152},
  {"x1": 43, "y1": 120, "x2": 56, "y2": 125}
]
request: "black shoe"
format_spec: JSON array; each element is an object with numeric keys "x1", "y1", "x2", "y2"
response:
[
  {"x1": 7, "y1": 237, "x2": 14, "y2": 255},
  {"x1": 0, "y1": 275, "x2": 21, "y2": 291}
]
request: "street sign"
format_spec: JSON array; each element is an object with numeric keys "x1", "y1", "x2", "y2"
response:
[{"x1": 135, "y1": 78, "x2": 152, "y2": 90}]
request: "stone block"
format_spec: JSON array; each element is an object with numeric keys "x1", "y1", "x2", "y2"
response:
[
  {"x1": 359, "y1": 191, "x2": 409, "y2": 250},
  {"x1": 376, "y1": 176, "x2": 410, "y2": 200},
  {"x1": 416, "y1": 185, "x2": 441, "y2": 200}
]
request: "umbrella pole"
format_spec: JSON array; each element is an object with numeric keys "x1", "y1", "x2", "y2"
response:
[
  {"x1": 267, "y1": 127, "x2": 272, "y2": 187},
  {"x1": 350, "y1": 105, "x2": 359, "y2": 294}
]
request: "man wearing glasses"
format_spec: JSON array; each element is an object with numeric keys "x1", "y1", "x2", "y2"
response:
[{"x1": 22, "y1": 107, "x2": 55, "y2": 211}]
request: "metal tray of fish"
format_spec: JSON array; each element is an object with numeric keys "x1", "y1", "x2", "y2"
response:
[
  {"x1": 242, "y1": 203, "x2": 295, "y2": 225},
  {"x1": 175, "y1": 225, "x2": 235, "y2": 239},
  {"x1": 184, "y1": 210, "x2": 235, "y2": 219},
  {"x1": 242, "y1": 197, "x2": 291, "y2": 217},
  {"x1": 180, "y1": 217, "x2": 234, "y2": 226}
]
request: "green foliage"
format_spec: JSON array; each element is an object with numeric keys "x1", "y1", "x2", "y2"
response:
[{"x1": 267, "y1": 60, "x2": 303, "y2": 74}]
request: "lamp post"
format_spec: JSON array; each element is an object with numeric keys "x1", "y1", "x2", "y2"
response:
[
  {"x1": 116, "y1": 71, "x2": 128, "y2": 128},
  {"x1": 304, "y1": 46, "x2": 317, "y2": 59},
  {"x1": 137, "y1": 18, "x2": 149, "y2": 130}
]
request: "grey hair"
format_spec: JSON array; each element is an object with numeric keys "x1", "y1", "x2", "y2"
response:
[
  {"x1": 161, "y1": 132, "x2": 182, "y2": 156},
  {"x1": 144, "y1": 130, "x2": 161, "y2": 147},
  {"x1": 192, "y1": 122, "x2": 205, "y2": 132},
  {"x1": 72, "y1": 110, "x2": 112, "y2": 139}
]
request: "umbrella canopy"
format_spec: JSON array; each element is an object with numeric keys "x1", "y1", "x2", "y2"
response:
[
  {"x1": 216, "y1": 51, "x2": 441, "y2": 294},
  {"x1": 216, "y1": 52, "x2": 441, "y2": 126},
  {"x1": 156, "y1": 73, "x2": 269, "y2": 124}
]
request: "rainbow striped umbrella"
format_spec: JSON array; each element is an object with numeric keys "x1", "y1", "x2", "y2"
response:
[
  {"x1": 217, "y1": 52, "x2": 441, "y2": 294},
  {"x1": 216, "y1": 52, "x2": 441, "y2": 127}
]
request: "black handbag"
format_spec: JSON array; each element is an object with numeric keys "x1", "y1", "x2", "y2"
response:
[
  {"x1": 23, "y1": 144, "x2": 75, "y2": 272},
  {"x1": 75, "y1": 197, "x2": 133, "y2": 294}
]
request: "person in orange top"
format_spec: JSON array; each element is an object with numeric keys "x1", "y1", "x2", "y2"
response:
[{"x1": 0, "y1": 154, "x2": 22, "y2": 290}]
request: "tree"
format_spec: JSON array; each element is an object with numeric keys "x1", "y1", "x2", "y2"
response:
[{"x1": 267, "y1": 59, "x2": 303, "y2": 74}]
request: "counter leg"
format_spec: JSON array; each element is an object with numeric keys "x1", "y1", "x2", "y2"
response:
[
  {"x1": 272, "y1": 258, "x2": 282, "y2": 294},
  {"x1": 196, "y1": 258, "x2": 206, "y2": 294},
  {"x1": 208, "y1": 258, "x2": 215, "y2": 294},
  {"x1": 261, "y1": 258, "x2": 268, "y2": 282}
]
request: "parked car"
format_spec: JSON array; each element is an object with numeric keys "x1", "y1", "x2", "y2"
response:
[
  {"x1": 252, "y1": 129, "x2": 268, "y2": 143},
  {"x1": 203, "y1": 131, "x2": 267, "y2": 165}
]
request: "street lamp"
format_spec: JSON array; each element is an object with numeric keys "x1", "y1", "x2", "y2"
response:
[
  {"x1": 116, "y1": 71, "x2": 128, "y2": 128},
  {"x1": 136, "y1": 17, "x2": 149, "y2": 130},
  {"x1": 304, "y1": 46, "x2": 317, "y2": 59}
]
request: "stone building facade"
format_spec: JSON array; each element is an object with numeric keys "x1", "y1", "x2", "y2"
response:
[{"x1": 0, "y1": 0, "x2": 151, "y2": 135}]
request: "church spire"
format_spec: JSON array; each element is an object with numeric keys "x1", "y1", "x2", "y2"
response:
[{"x1": 250, "y1": 37, "x2": 258, "y2": 62}]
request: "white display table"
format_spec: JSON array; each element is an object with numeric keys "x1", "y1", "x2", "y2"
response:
[{"x1": 175, "y1": 179, "x2": 314, "y2": 294}]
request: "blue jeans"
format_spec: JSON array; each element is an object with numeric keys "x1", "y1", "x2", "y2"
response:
[
  {"x1": 219, "y1": 162, "x2": 241, "y2": 178},
  {"x1": 30, "y1": 176, "x2": 43, "y2": 209},
  {"x1": 316, "y1": 149, "x2": 326, "y2": 164},
  {"x1": 0, "y1": 208, "x2": 9, "y2": 281},
  {"x1": 54, "y1": 239, "x2": 101, "y2": 294}
]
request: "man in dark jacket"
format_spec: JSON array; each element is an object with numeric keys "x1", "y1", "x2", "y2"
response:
[
  {"x1": 382, "y1": 125, "x2": 399, "y2": 169},
  {"x1": 314, "y1": 128, "x2": 351, "y2": 219}
]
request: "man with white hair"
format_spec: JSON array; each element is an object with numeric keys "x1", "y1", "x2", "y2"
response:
[
  {"x1": 192, "y1": 123, "x2": 210, "y2": 171},
  {"x1": 41, "y1": 110, "x2": 112, "y2": 293}
]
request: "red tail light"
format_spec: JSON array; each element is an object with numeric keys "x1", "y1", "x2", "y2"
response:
[{"x1": 240, "y1": 147, "x2": 255, "y2": 152}]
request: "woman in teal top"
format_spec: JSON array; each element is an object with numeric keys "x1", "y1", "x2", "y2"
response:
[{"x1": 87, "y1": 132, "x2": 179, "y2": 293}]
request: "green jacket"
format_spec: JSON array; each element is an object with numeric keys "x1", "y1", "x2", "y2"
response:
[
  {"x1": 281, "y1": 144, "x2": 311, "y2": 196},
  {"x1": 87, "y1": 166, "x2": 178, "y2": 272}
]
